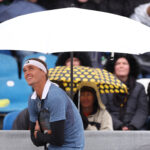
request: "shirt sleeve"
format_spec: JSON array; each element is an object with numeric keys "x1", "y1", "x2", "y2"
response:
[{"x1": 48, "y1": 90, "x2": 67, "y2": 122}]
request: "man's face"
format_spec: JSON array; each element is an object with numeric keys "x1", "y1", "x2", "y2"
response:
[{"x1": 23, "y1": 65, "x2": 46, "y2": 86}]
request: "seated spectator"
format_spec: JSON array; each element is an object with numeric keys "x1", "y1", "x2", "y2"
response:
[
  {"x1": 55, "y1": 52, "x2": 92, "y2": 67},
  {"x1": 130, "y1": 2, "x2": 150, "y2": 27},
  {"x1": 55, "y1": 52, "x2": 92, "y2": 97},
  {"x1": 73, "y1": 82, "x2": 113, "y2": 130},
  {"x1": 102, "y1": 53, "x2": 148, "y2": 130},
  {"x1": 0, "y1": 0, "x2": 45, "y2": 23},
  {"x1": 34, "y1": 0, "x2": 100, "y2": 11}
]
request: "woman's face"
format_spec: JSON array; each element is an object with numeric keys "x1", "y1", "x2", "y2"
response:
[
  {"x1": 65, "y1": 57, "x2": 81, "y2": 66},
  {"x1": 114, "y1": 57, "x2": 130, "y2": 79},
  {"x1": 78, "y1": 0, "x2": 88, "y2": 3},
  {"x1": 80, "y1": 91, "x2": 94, "y2": 109}
]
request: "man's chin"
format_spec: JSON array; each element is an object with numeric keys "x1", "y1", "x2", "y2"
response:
[{"x1": 26, "y1": 81, "x2": 33, "y2": 86}]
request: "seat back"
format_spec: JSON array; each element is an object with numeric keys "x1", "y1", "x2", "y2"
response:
[
  {"x1": 0, "y1": 78, "x2": 32, "y2": 113},
  {"x1": 0, "y1": 53, "x2": 19, "y2": 78},
  {"x1": 3, "y1": 111, "x2": 21, "y2": 130}
]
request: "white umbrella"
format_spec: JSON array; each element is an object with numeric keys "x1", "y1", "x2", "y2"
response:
[{"x1": 0, "y1": 8, "x2": 150, "y2": 54}]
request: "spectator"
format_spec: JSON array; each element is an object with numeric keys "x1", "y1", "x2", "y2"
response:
[
  {"x1": 55, "y1": 52, "x2": 92, "y2": 97},
  {"x1": 0, "y1": 0, "x2": 45, "y2": 23},
  {"x1": 73, "y1": 82, "x2": 113, "y2": 130},
  {"x1": 32, "y1": 0, "x2": 150, "y2": 17},
  {"x1": 130, "y1": 2, "x2": 150, "y2": 27},
  {"x1": 102, "y1": 53, "x2": 148, "y2": 130},
  {"x1": 55, "y1": 52, "x2": 92, "y2": 67},
  {"x1": 97, "y1": 0, "x2": 150, "y2": 17},
  {"x1": 35, "y1": 0, "x2": 101, "y2": 11},
  {"x1": 0, "y1": 0, "x2": 45, "y2": 75}
]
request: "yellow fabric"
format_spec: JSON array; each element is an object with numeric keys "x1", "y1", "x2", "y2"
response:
[{"x1": 0, "y1": 99, "x2": 10, "y2": 107}]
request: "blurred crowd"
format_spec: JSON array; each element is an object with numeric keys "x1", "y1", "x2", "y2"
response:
[
  {"x1": 0, "y1": 51, "x2": 150, "y2": 132},
  {"x1": 0, "y1": 0, "x2": 150, "y2": 132},
  {"x1": 1, "y1": 0, "x2": 150, "y2": 25}
]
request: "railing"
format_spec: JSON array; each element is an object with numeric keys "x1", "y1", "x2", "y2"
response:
[{"x1": 0, "y1": 131, "x2": 150, "y2": 150}]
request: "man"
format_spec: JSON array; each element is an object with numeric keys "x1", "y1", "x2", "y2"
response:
[{"x1": 23, "y1": 58, "x2": 84, "y2": 150}]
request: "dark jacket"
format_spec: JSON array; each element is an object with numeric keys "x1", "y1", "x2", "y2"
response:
[
  {"x1": 101, "y1": 82, "x2": 148, "y2": 130},
  {"x1": 37, "y1": 0, "x2": 100, "y2": 10},
  {"x1": 99, "y1": 0, "x2": 150, "y2": 17}
]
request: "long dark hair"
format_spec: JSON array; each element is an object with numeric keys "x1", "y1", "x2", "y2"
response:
[
  {"x1": 74, "y1": 86, "x2": 99, "y2": 114},
  {"x1": 55, "y1": 52, "x2": 92, "y2": 67},
  {"x1": 104, "y1": 53, "x2": 140, "y2": 79}
]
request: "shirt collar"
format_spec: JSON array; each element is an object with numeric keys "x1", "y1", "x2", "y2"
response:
[{"x1": 31, "y1": 80, "x2": 51, "y2": 100}]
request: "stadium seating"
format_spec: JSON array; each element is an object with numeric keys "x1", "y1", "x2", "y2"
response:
[
  {"x1": 3, "y1": 111, "x2": 21, "y2": 130},
  {"x1": 0, "y1": 78, "x2": 32, "y2": 113},
  {"x1": 0, "y1": 50, "x2": 12, "y2": 55},
  {"x1": 0, "y1": 53, "x2": 19, "y2": 79}
]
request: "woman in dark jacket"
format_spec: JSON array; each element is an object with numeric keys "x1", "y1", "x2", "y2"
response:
[{"x1": 102, "y1": 53, "x2": 148, "y2": 130}]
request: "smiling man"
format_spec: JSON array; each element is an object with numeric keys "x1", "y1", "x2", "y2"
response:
[{"x1": 23, "y1": 58, "x2": 84, "y2": 150}]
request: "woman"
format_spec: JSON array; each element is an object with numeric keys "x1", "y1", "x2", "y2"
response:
[
  {"x1": 74, "y1": 82, "x2": 113, "y2": 130},
  {"x1": 55, "y1": 52, "x2": 92, "y2": 67},
  {"x1": 103, "y1": 53, "x2": 148, "y2": 130}
]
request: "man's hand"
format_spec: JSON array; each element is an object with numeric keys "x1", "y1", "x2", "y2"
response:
[{"x1": 34, "y1": 121, "x2": 40, "y2": 138}]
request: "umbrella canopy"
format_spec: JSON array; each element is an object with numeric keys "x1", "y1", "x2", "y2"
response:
[
  {"x1": 0, "y1": 8, "x2": 150, "y2": 54},
  {"x1": 48, "y1": 66, "x2": 128, "y2": 94}
]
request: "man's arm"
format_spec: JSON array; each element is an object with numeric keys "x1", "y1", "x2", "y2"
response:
[
  {"x1": 30, "y1": 121, "x2": 46, "y2": 146},
  {"x1": 35, "y1": 120, "x2": 65, "y2": 146}
]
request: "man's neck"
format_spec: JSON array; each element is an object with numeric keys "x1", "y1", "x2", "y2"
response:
[{"x1": 33, "y1": 80, "x2": 47, "y2": 100}]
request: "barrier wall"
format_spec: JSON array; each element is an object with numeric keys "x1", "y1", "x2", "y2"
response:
[{"x1": 0, "y1": 131, "x2": 150, "y2": 150}]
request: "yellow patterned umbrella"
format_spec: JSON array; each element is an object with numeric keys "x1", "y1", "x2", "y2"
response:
[{"x1": 48, "y1": 66, "x2": 128, "y2": 94}]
